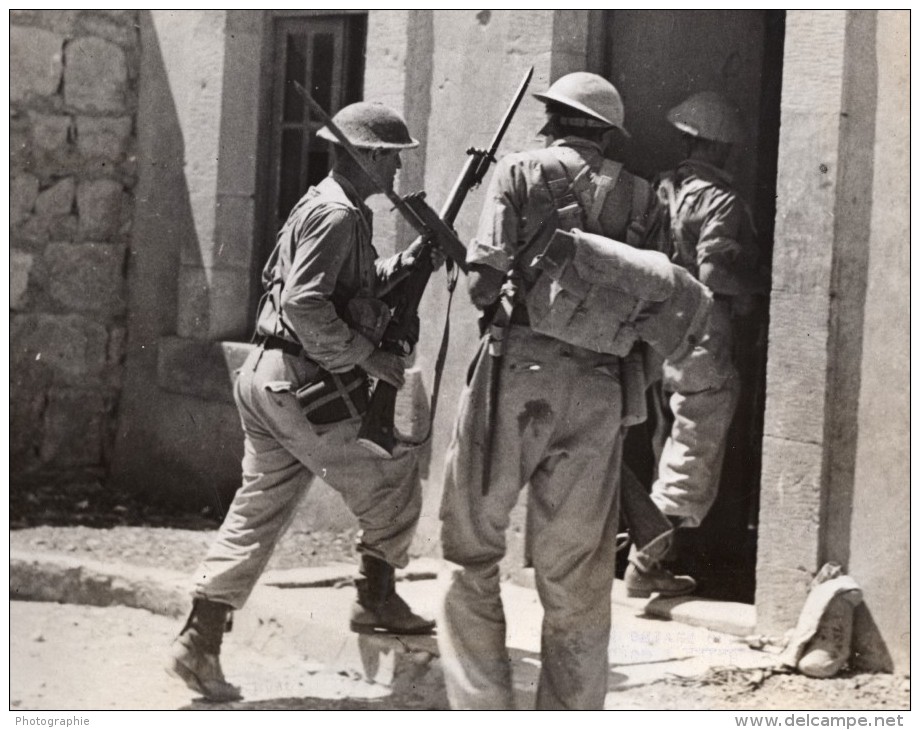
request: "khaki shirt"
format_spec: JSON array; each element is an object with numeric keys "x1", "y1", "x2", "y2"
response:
[
  {"x1": 256, "y1": 172, "x2": 412, "y2": 372},
  {"x1": 467, "y1": 137, "x2": 654, "y2": 302},
  {"x1": 653, "y1": 159, "x2": 757, "y2": 296}
]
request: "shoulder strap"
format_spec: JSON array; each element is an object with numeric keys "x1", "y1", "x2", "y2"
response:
[
  {"x1": 533, "y1": 148, "x2": 586, "y2": 232},
  {"x1": 587, "y1": 159, "x2": 624, "y2": 231}
]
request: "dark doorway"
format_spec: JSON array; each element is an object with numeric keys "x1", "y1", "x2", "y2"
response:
[{"x1": 605, "y1": 10, "x2": 785, "y2": 603}]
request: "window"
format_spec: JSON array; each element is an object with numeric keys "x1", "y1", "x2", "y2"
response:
[{"x1": 264, "y1": 14, "x2": 366, "y2": 258}]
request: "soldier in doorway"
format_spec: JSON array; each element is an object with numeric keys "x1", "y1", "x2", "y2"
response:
[
  {"x1": 167, "y1": 101, "x2": 440, "y2": 702},
  {"x1": 624, "y1": 91, "x2": 760, "y2": 598}
]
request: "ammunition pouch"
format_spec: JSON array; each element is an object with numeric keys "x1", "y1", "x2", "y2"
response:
[
  {"x1": 289, "y1": 295, "x2": 382, "y2": 426},
  {"x1": 295, "y1": 367, "x2": 370, "y2": 426},
  {"x1": 525, "y1": 228, "x2": 713, "y2": 360},
  {"x1": 346, "y1": 296, "x2": 391, "y2": 347}
]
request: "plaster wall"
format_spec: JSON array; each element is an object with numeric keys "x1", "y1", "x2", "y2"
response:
[
  {"x1": 411, "y1": 10, "x2": 591, "y2": 564},
  {"x1": 110, "y1": 10, "x2": 248, "y2": 507},
  {"x1": 845, "y1": 11, "x2": 910, "y2": 673}
]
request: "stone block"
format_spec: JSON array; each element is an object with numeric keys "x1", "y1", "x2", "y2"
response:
[
  {"x1": 773, "y1": 109, "x2": 841, "y2": 258},
  {"x1": 40, "y1": 388, "x2": 106, "y2": 467},
  {"x1": 762, "y1": 290, "x2": 830, "y2": 445},
  {"x1": 157, "y1": 336, "x2": 256, "y2": 403},
  {"x1": 10, "y1": 10, "x2": 78, "y2": 36},
  {"x1": 117, "y1": 190, "x2": 135, "y2": 235},
  {"x1": 781, "y1": 11, "x2": 847, "y2": 111},
  {"x1": 35, "y1": 177, "x2": 75, "y2": 217},
  {"x1": 30, "y1": 112, "x2": 72, "y2": 152},
  {"x1": 11, "y1": 250, "x2": 34, "y2": 310},
  {"x1": 93, "y1": 10, "x2": 138, "y2": 25},
  {"x1": 177, "y1": 266, "x2": 253, "y2": 341},
  {"x1": 44, "y1": 243, "x2": 126, "y2": 316},
  {"x1": 10, "y1": 388, "x2": 47, "y2": 471},
  {"x1": 11, "y1": 174, "x2": 40, "y2": 225},
  {"x1": 64, "y1": 37, "x2": 128, "y2": 113},
  {"x1": 76, "y1": 12, "x2": 139, "y2": 48},
  {"x1": 11, "y1": 126, "x2": 33, "y2": 171},
  {"x1": 77, "y1": 178, "x2": 124, "y2": 240},
  {"x1": 755, "y1": 435, "x2": 824, "y2": 633},
  {"x1": 107, "y1": 326, "x2": 127, "y2": 367},
  {"x1": 17, "y1": 216, "x2": 51, "y2": 246},
  {"x1": 10, "y1": 26, "x2": 64, "y2": 102},
  {"x1": 11, "y1": 313, "x2": 109, "y2": 386},
  {"x1": 75, "y1": 116, "x2": 132, "y2": 160},
  {"x1": 48, "y1": 215, "x2": 79, "y2": 242}
]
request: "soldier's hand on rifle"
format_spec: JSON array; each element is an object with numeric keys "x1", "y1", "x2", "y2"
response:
[
  {"x1": 403, "y1": 236, "x2": 447, "y2": 272},
  {"x1": 429, "y1": 244, "x2": 447, "y2": 271},
  {"x1": 362, "y1": 349, "x2": 406, "y2": 389}
]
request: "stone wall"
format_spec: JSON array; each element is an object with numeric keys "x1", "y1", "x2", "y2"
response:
[
  {"x1": 755, "y1": 12, "x2": 910, "y2": 673},
  {"x1": 10, "y1": 10, "x2": 139, "y2": 485}
]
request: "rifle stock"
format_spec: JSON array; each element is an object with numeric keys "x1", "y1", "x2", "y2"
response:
[{"x1": 357, "y1": 67, "x2": 534, "y2": 457}]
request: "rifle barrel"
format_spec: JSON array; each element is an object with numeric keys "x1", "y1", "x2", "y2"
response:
[
  {"x1": 439, "y1": 66, "x2": 534, "y2": 227},
  {"x1": 486, "y1": 66, "x2": 534, "y2": 157}
]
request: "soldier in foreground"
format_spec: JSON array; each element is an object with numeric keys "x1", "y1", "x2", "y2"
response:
[
  {"x1": 436, "y1": 72, "x2": 661, "y2": 710},
  {"x1": 167, "y1": 102, "x2": 438, "y2": 702},
  {"x1": 624, "y1": 92, "x2": 760, "y2": 598}
]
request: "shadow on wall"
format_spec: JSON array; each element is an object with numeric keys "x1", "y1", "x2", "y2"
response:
[{"x1": 110, "y1": 10, "x2": 240, "y2": 514}]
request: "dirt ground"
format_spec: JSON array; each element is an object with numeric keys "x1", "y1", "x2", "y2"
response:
[
  {"x1": 11, "y1": 601, "x2": 908, "y2": 712},
  {"x1": 10, "y1": 601, "x2": 436, "y2": 711},
  {"x1": 9, "y1": 508, "x2": 910, "y2": 712},
  {"x1": 606, "y1": 666, "x2": 910, "y2": 711}
]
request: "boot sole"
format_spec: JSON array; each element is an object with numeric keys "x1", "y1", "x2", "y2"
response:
[
  {"x1": 626, "y1": 588, "x2": 653, "y2": 598},
  {"x1": 626, "y1": 585, "x2": 696, "y2": 599},
  {"x1": 166, "y1": 657, "x2": 242, "y2": 703},
  {"x1": 349, "y1": 620, "x2": 436, "y2": 636}
]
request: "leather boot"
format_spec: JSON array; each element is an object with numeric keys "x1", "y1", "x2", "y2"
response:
[
  {"x1": 349, "y1": 555, "x2": 436, "y2": 635},
  {"x1": 797, "y1": 589, "x2": 861, "y2": 678},
  {"x1": 167, "y1": 598, "x2": 242, "y2": 702},
  {"x1": 624, "y1": 517, "x2": 697, "y2": 598},
  {"x1": 624, "y1": 562, "x2": 697, "y2": 598}
]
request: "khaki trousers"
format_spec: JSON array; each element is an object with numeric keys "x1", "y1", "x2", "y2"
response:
[
  {"x1": 651, "y1": 300, "x2": 740, "y2": 527},
  {"x1": 438, "y1": 329, "x2": 623, "y2": 710},
  {"x1": 193, "y1": 347, "x2": 423, "y2": 609}
]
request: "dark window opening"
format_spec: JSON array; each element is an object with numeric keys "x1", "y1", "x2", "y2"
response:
[{"x1": 263, "y1": 14, "x2": 366, "y2": 265}]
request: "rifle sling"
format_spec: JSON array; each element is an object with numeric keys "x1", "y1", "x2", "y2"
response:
[{"x1": 428, "y1": 264, "x2": 458, "y2": 431}]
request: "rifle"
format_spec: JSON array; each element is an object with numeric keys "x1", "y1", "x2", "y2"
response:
[{"x1": 295, "y1": 67, "x2": 534, "y2": 457}]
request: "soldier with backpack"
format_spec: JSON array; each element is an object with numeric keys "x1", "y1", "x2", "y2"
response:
[{"x1": 436, "y1": 72, "x2": 678, "y2": 710}]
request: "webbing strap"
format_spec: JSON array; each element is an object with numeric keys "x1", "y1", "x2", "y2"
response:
[
  {"x1": 535, "y1": 149, "x2": 585, "y2": 232},
  {"x1": 588, "y1": 159, "x2": 623, "y2": 231}
]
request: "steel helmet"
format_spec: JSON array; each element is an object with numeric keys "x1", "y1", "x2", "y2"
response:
[
  {"x1": 532, "y1": 72, "x2": 627, "y2": 133},
  {"x1": 666, "y1": 91, "x2": 743, "y2": 145},
  {"x1": 317, "y1": 101, "x2": 419, "y2": 150}
]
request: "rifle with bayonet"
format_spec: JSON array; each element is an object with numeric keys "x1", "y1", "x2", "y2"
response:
[{"x1": 295, "y1": 67, "x2": 534, "y2": 457}]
